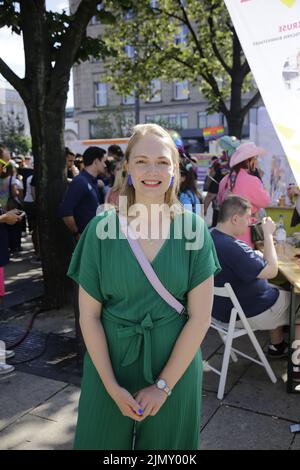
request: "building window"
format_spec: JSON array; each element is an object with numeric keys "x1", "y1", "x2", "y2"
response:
[
  {"x1": 175, "y1": 25, "x2": 188, "y2": 47},
  {"x1": 122, "y1": 93, "x2": 135, "y2": 105},
  {"x1": 91, "y1": 3, "x2": 104, "y2": 25},
  {"x1": 198, "y1": 112, "x2": 207, "y2": 129},
  {"x1": 147, "y1": 79, "x2": 162, "y2": 102},
  {"x1": 124, "y1": 45, "x2": 135, "y2": 59},
  {"x1": 207, "y1": 113, "x2": 221, "y2": 127},
  {"x1": 95, "y1": 82, "x2": 107, "y2": 107},
  {"x1": 174, "y1": 81, "x2": 189, "y2": 100},
  {"x1": 90, "y1": 57, "x2": 101, "y2": 64},
  {"x1": 124, "y1": 9, "x2": 134, "y2": 20},
  {"x1": 145, "y1": 113, "x2": 188, "y2": 130},
  {"x1": 198, "y1": 111, "x2": 221, "y2": 128},
  {"x1": 89, "y1": 120, "x2": 102, "y2": 139},
  {"x1": 180, "y1": 114, "x2": 188, "y2": 129}
]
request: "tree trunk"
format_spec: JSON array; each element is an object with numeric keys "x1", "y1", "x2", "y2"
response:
[
  {"x1": 226, "y1": 115, "x2": 244, "y2": 139},
  {"x1": 27, "y1": 102, "x2": 73, "y2": 309}
]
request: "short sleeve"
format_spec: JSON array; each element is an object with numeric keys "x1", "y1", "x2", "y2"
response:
[
  {"x1": 188, "y1": 215, "x2": 221, "y2": 291},
  {"x1": 60, "y1": 177, "x2": 86, "y2": 217},
  {"x1": 225, "y1": 240, "x2": 267, "y2": 282},
  {"x1": 67, "y1": 216, "x2": 103, "y2": 302}
]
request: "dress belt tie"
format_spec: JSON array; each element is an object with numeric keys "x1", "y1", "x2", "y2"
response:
[{"x1": 102, "y1": 310, "x2": 184, "y2": 384}]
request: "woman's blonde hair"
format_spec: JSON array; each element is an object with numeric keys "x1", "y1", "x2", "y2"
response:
[
  {"x1": 111, "y1": 160, "x2": 125, "y2": 193},
  {"x1": 120, "y1": 123, "x2": 182, "y2": 215}
]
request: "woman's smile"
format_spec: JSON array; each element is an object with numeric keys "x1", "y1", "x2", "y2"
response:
[{"x1": 141, "y1": 180, "x2": 162, "y2": 187}]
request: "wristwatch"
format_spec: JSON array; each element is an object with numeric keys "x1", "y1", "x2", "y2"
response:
[{"x1": 155, "y1": 378, "x2": 172, "y2": 397}]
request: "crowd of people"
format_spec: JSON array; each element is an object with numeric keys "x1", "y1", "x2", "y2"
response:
[{"x1": 1, "y1": 124, "x2": 300, "y2": 449}]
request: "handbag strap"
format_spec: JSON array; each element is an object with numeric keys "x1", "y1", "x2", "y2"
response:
[
  {"x1": 119, "y1": 215, "x2": 186, "y2": 315},
  {"x1": 9, "y1": 175, "x2": 13, "y2": 198}
]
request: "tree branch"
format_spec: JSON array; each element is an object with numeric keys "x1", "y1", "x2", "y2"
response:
[
  {"x1": 0, "y1": 57, "x2": 29, "y2": 101},
  {"x1": 241, "y1": 90, "x2": 261, "y2": 117},
  {"x1": 241, "y1": 59, "x2": 250, "y2": 77},
  {"x1": 51, "y1": 0, "x2": 101, "y2": 92},
  {"x1": 152, "y1": 5, "x2": 186, "y2": 24},
  {"x1": 151, "y1": 42, "x2": 195, "y2": 72},
  {"x1": 207, "y1": 7, "x2": 232, "y2": 76}
]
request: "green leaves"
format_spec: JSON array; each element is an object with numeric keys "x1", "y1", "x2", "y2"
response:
[
  {"x1": 0, "y1": 1, "x2": 21, "y2": 34},
  {"x1": 100, "y1": 0, "x2": 259, "y2": 135},
  {"x1": 0, "y1": 112, "x2": 31, "y2": 154}
]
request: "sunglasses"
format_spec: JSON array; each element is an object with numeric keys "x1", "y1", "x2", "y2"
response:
[{"x1": 0, "y1": 158, "x2": 9, "y2": 168}]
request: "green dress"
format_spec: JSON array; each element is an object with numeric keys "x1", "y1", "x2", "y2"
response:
[{"x1": 68, "y1": 209, "x2": 220, "y2": 450}]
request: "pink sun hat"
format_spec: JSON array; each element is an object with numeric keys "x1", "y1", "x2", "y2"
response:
[{"x1": 229, "y1": 142, "x2": 266, "y2": 168}]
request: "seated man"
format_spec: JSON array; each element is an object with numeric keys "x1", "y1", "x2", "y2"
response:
[{"x1": 210, "y1": 195, "x2": 300, "y2": 382}]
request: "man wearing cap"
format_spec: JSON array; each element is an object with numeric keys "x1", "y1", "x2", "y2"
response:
[{"x1": 217, "y1": 142, "x2": 271, "y2": 247}]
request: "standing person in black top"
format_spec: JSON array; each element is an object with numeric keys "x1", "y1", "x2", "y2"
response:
[
  {"x1": 203, "y1": 157, "x2": 226, "y2": 227},
  {"x1": 65, "y1": 147, "x2": 79, "y2": 183},
  {"x1": 107, "y1": 144, "x2": 124, "y2": 162}
]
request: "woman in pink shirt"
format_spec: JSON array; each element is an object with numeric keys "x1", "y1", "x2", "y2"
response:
[{"x1": 218, "y1": 142, "x2": 271, "y2": 247}]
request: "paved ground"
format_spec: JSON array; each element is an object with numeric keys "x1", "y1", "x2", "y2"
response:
[{"x1": 0, "y1": 236, "x2": 299, "y2": 450}]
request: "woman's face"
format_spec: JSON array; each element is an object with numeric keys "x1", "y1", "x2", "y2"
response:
[
  {"x1": 249, "y1": 156, "x2": 258, "y2": 171},
  {"x1": 126, "y1": 134, "x2": 175, "y2": 202},
  {"x1": 1, "y1": 147, "x2": 10, "y2": 163}
]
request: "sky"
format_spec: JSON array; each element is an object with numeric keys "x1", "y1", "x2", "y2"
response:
[{"x1": 0, "y1": 0, "x2": 74, "y2": 107}]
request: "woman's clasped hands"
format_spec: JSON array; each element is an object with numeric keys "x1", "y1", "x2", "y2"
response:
[{"x1": 111, "y1": 384, "x2": 168, "y2": 421}]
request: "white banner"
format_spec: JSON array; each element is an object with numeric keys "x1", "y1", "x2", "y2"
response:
[{"x1": 224, "y1": 0, "x2": 300, "y2": 185}]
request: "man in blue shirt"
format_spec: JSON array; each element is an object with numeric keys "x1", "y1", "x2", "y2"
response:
[
  {"x1": 210, "y1": 195, "x2": 300, "y2": 373},
  {"x1": 60, "y1": 146, "x2": 107, "y2": 239}
]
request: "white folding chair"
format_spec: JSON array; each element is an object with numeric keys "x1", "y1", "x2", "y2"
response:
[{"x1": 204, "y1": 282, "x2": 277, "y2": 400}]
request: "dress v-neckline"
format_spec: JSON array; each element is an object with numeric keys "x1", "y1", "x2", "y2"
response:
[{"x1": 118, "y1": 214, "x2": 173, "y2": 265}]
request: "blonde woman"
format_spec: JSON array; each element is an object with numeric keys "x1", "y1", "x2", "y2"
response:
[
  {"x1": 68, "y1": 124, "x2": 220, "y2": 450},
  {"x1": 105, "y1": 160, "x2": 125, "y2": 208}
]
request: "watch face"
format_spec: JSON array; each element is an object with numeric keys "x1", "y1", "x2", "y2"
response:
[{"x1": 157, "y1": 379, "x2": 166, "y2": 389}]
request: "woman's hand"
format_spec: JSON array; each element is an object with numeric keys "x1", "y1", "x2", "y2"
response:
[
  {"x1": 134, "y1": 385, "x2": 168, "y2": 419},
  {"x1": 110, "y1": 386, "x2": 145, "y2": 421},
  {"x1": 1, "y1": 209, "x2": 22, "y2": 225}
]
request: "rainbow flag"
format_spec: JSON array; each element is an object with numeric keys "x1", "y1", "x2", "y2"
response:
[{"x1": 203, "y1": 125, "x2": 225, "y2": 141}]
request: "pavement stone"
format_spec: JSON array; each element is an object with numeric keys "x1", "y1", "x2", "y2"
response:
[
  {"x1": 291, "y1": 433, "x2": 300, "y2": 450},
  {"x1": 1, "y1": 238, "x2": 43, "y2": 310},
  {"x1": 30, "y1": 384, "x2": 80, "y2": 421},
  {"x1": 6, "y1": 307, "x2": 76, "y2": 337},
  {"x1": 0, "y1": 371, "x2": 67, "y2": 431},
  {"x1": 0, "y1": 413, "x2": 75, "y2": 450},
  {"x1": 201, "y1": 391, "x2": 221, "y2": 429},
  {"x1": 200, "y1": 405, "x2": 295, "y2": 450},
  {"x1": 224, "y1": 360, "x2": 300, "y2": 422},
  {"x1": 202, "y1": 353, "x2": 251, "y2": 397},
  {"x1": 201, "y1": 328, "x2": 223, "y2": 360}
]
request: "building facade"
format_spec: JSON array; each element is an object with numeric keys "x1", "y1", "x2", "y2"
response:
[
  {"x1": 70, "y1": 1, "x2": 255, "y2": 152},
  {"x1": 0, "y1": 78, "x2": 30, "y2": 138}
]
